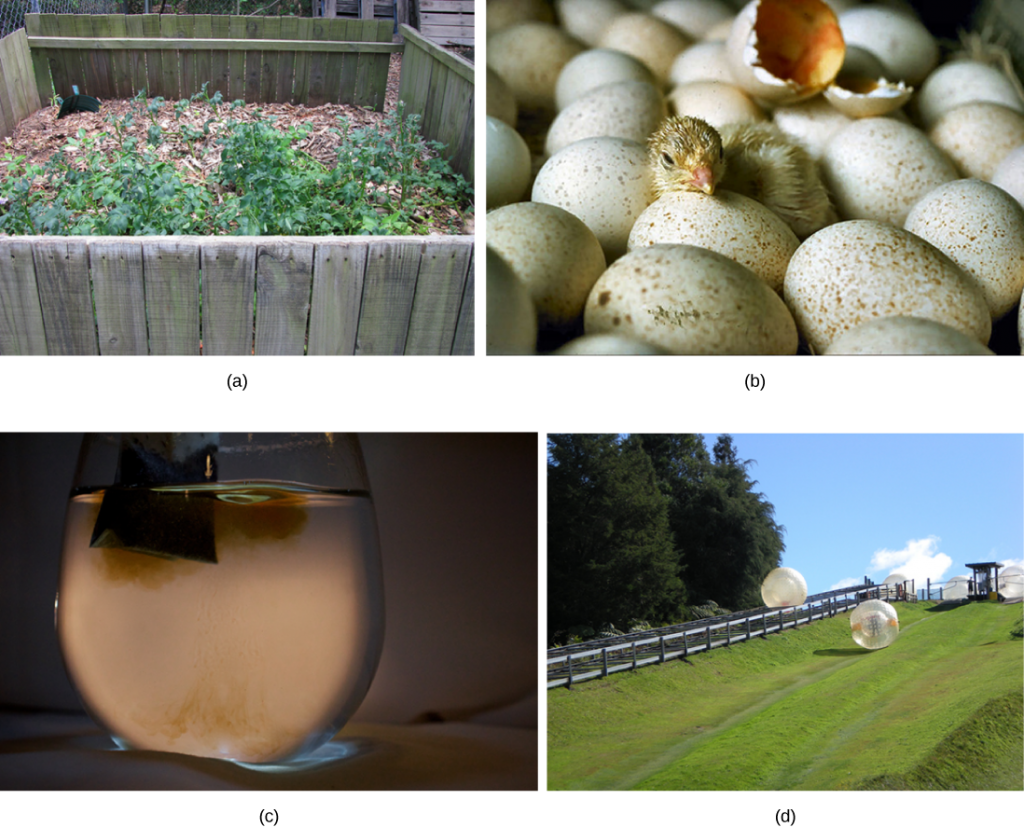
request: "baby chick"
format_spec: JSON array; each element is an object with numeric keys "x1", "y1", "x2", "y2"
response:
[{"x1": 649, "y1": 115, "x2": 835, "y2": 238}]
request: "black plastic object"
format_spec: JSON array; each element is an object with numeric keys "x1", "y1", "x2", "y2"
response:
[
  {"x1": 89, "y1": 434, "x2": 219, "y2": 563},
  {"x1": 57, "y1": 85, "x2": 101, "y2": 119}
]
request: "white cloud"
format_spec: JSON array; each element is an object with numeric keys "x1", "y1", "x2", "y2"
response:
[
  {"x1": 999, "y1": 557, "x2": 1024, "y2": 569},
  {"x1": 867, "y1": 536, "x2": 953, "y2": 586},
  {"x1": 829, "y1": 577, "x2": 861, "y2": 591}
]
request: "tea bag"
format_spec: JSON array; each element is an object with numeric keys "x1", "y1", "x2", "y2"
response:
[{"x1": 90, "y1": 434, "x2": 220, "y2": 563}]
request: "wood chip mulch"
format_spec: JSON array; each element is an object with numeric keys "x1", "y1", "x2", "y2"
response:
[{"x1": 1, "y1": 53, "x2": 473, "y2": 236}]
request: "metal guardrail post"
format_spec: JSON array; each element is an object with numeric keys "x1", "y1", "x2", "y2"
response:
[
  {"x1": 602, "y1": 649, "x2": 608, "y2": 678},
  {"x1": 745, "y1": 617, "x2": 751, "y2": 640},
  {"x1": 567, "y1": 654, "x2": 573, "y2": 688},
  {"x1": 632, "y1": 641, "x2": 637, "y2": 670},
  {"x1": 726, "y1": 619, "x2": 731, "y2": 646},
  {"x1": 706, "y1": 624, "x2": 711, "y2": 650},
  {"x1": 683, "y1": 630, "x2": 688, "y2": 657},
  {"x1": 660, "y1": 636, "x2": 666, "y2": 663}
]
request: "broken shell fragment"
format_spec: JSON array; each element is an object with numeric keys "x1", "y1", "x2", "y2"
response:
[
  {"x1": 725, "y1": 0, "x2": 845, "y2": 105},
  {"x1": 824, "y1": 76, "x2": 912, "y2": 118}
]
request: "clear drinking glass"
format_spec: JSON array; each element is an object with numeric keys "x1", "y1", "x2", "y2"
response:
[{"x1": 56, "y1": 433, "x2": 385, "y2": 765}]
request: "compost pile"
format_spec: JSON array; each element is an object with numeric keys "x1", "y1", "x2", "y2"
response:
[{"x1": 0, "y1": 55, "x2": 473, "y2": 237}]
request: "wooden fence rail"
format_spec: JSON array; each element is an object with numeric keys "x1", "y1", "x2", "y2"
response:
[
  {"x1": 25, "y1": 13, "x2": 398, "y2": 109},
  {"x1": 0, "y1": 236, "x2": 474, "y2": 355},
  {"x1": 547, "y1": 583, "x2": 911, "y2": 689},
  {"x1": 0, "y1": 27, "x2": 42, "y2": 140}
]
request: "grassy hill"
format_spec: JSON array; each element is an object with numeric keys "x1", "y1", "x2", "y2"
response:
[{"x1": 547, "y1": 600, "x2": 1023, "y2": 790}]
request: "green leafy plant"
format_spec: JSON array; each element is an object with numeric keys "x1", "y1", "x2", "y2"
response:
[{"x1": 0, "y1": 93, "x2": 472, "y2": 237}]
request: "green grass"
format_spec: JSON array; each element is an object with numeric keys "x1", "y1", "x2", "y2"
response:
[{"x1": 547, "y1": 600, "x2": 1023, "y2": 791}]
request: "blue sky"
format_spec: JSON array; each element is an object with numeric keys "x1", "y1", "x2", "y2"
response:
[{"x1": 700, "y1": 434, "x2": 1023, "y2": 595}]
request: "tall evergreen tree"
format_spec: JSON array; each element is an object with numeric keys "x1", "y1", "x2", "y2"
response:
[
  {"x1": 548, "y1": 434, "x2": 684, "y2": 642},
  {"x1": 673, "y1": 435, "x2": 786, "y2": 609},
  {"x1": 633, "y1": 434, "x2": 787, "y2": 610}
]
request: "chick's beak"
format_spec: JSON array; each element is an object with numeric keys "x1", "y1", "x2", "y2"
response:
[{"x1": 689, "y1": 165, "x2": 715, "y2": 194}]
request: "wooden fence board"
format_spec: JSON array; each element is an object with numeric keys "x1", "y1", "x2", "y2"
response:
[
  {"x1": 1, "y1": 30, "x2": 29, "y2": 120},
  {"x1": 201, "y1": 241, "x2": 255, "y2": 356},
  {"x1": 254, "y1": 243, "x2": 314, "y2": 355},
  {"x1": 21, "y1": 16, "x2": 394, "y2": 108},
  {"x1": 33, "y1": 239, "x2": 97, "y2": 355},
  {"x1": 25, "y1": 15, "x2": 54, "y2": 108},
  {"x1": 0, "y1": 36, "x2": 21, "y2": 135},
  {"x1": 90, "y1": 240, "x2": 148, "y2": 356},
  {"x1": 0, "y1": 240, "x2": 48, "y2": 355},
  {"x1": 0, "y1": 236, "x2": 471, "y2": 356},
  {"x1": 143, "y1": 240, "x2": 201, "y2": 355}
]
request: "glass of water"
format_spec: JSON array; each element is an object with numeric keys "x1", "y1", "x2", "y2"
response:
[{"x1": 56, "y1": 433, "x2": 385, "y2": 765}]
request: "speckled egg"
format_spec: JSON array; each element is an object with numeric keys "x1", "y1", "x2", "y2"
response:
[
  {"x1": 669, "y1": 40, "x2": 735, "y2": 85},
  {"x1": 915, "y1": 60, "x2": 1024, "y2": 130},
  {"x1": 551, "y1": 333, "x2": 669, "y2": 354},
  {"x1": 652, "y1": 0, "x2": 735, "y2": 38},
  {"x1": 821, "y1": 118, "x2": 959, "y2": 225},
  {"x1": 532, "y1": 137, "x2": 657, "y2": 262},
  {"x1": 555, "y1": 0, "x2": 630, "y2": 47},
  {"x1": 904, "y1": 179, "x2": 1024, "y2": 319},
  {"x1": 487, "y1": 0, "x2": 554, "y2": 34},
  {"x1": 773, "y1": 96, "x2": 853, "y2": 160},
  {"x1": 487, "y1": 22, "x2": 585, "y2": 111},
  {"x1": 627, "y1": 189, "x2": 799, "y2": 292},
  {"x1": 486, "y1": 248, "x2": 537, "y2": 355},
  {"x1": 597, "y1": 13, "x2": 693, "y2": 86},
  {"x1": 929, "y1": 102, "x2": 1024, "y2": 181},
  {"x1": 837, "y1": 6, "x2": 938, "y2": 85},
  {"x1": 991, "y1": 144, "x2": 1024, "y2": 209},
  {"x1": 584, "y1": 244, "x2": 798, "y2": 354},
  {"x1": 485, "y1": 115, "x2": 532, "y2": 211},
  {"x1": 487, "y1": 202, "x2": 607, "y2": 329},
  {"x1": 555, "y1": 49, "x2": 657, "y2": 110},
  {"x1": 487, "y1": 67, "x2": 518, "y2": 127},
  {"x1": 546, "y1": 81, "x2": 667, "y2": 156},
  {"x1": 667, "y1": 80, "x2": 767, "y2": 127},
  {"x1": 825, "y1": 316, "x2": 995, "y2": 355},
  {"x1": 784, "y1": 220, "x2": 992, "y2": 353}
]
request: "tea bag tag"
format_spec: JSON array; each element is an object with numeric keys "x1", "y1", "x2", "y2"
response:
[{"x1": 90, "y1": 434, "x2": 220, "y2": 563}]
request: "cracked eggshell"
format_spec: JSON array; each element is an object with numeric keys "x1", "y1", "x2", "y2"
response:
[
  {"x1": 824, "y1": 78, "x2": 912, "y2": 118},
  {"x1": 726, "y1": 0, "x2": 845, "y2": 104},
  {"x1": 667, "y1": 81, "x2": 767, "y2": 127},
  {"x1": 532, "y1": 136, "x2": 657, "y2": 262},
  {"x1": 555, "y1": 0, "x2": 630, "y2": 47},
  {"x1": 584, "y1": 244, "x2": 798, "y2": 354},
  {"x1": 825, "y1": 316, "x2": 995, "y2": 355},
  {"x1": 627, "y1": 189, "x2": 799, "y2": 292},
  {"x1": 821, "y1": 117, "x2": 959, "y2": 225},
  {"x1": 783, "y1": 220, "x2": 992, "y2": 353},
  {"x1": 488, "y1": 202, "x2": 607, "y2": 329},
  {"x1": 903, "y1": 179, "x2": 1024, "y2": 319}
]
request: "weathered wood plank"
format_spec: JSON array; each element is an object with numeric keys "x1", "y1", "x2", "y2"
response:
[
  {"x1": 143, "y1": 240, "x2": 201, "y2": 355},
  {"x1": 32, "y1": 239, "x2": 97, "y2": 355},
  {"x1": 404, "y1": 240, "x2": 472, "y2": 354},
  {"x1": 253, "y1": 243, "x2": 314, "y2": 355},
  {"x1": 324, "y1": 18, "x2": 351, "y2": 105},
  {"x1": 421, "y1": 57, "x2": 450, "y2": 146},
  {"x1": 307, "y1": 239, "x2": 369, "y2": 355},
  {"x1": 201, "y1": 241, "x2": 255, "y2": 356},
  {"x1": 259, "y1": 16, "x2": 282, "y2": 105},
  {"x1": 276, "y1": 16, "x2": 299, "y2": 104},
  {"x1": 90, "y1": 240, "x2": 149, "y2": 356},
  {"x1": 40, "y1": 13, "x2": 77, "y2": 101},
  {"x1": 228, "y1": 17, "x2": 247, "y2": 100},
  {"x1": 103, "y1": 15, "x2": 130, "y2": 99},
  {"x1": 305, "y1": 19, "x2": 329, "y2": 107},
  {"x1": 175, "y1": 15, "x2": 198, "y2": 99},
  {"x1": 243, "y1": 17, "x2": 265, "y2": 104},
  {"x1": 25, "y1": 15, "x2": 55, "y2": 110},
  {"x1": 158, "y1": 14, "x2": 181, "y2": 100},
  {"x1": 0, "y1": 240, "x2": 48, "y2": 355},
  {"x1": 435, "y1": 65, "x2": 474, "y2": 180},
  {"x1": 207, "y1": 15, "x2": 230, "y2": 99},
  {"x1": 27, "y1": 37, "x2": 400, "y2": 53},
  {"x1": 356, "y1": 240, "x2": 420, "y2": 354},
  {"x1": 0, "y1": 35, "x2": 22, "y2": 133},
  {"x1": 124, "y1": 14, "x2": 146, "y2": 97},
  {"x1": 450, "y1": 246, "x2": 474, "y2": 355},
  {"x1": 291, "y1": 18, "x2": 313, "y2": 104},
  {"x1": 141, "y1": 14, "x2": 163, "y2": 98},
  {"x1": 192, "y1": 15, "x2": 213, "y2": 99},
  {"x1": 71, "y1": 15, "x2": 105, "y2": 99},
  {"x1": 368, "y1": 20, "x2": 393, "y2": 111}
]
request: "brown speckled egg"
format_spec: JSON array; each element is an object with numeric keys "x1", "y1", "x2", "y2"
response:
[
  {"x1": 904, "y1": 179, "x2": 1024, "y2": 319},
  {"x1": 597, "y1": 13, "x2": 693, "y2": 86},
  {"x1": 773, "y1": 96, "x2": 853, "y2": 161},
  {"x1": 532, "y1": 137, "x2": 657, "y2": 262},
  {"x1": 652, "y1": 0, "x2": 734, "y2": 39},
  {"x1": 486, "y1": 248, "x2": 537, "y2": 355},
  {"x1": 928, "y1": 102, "x2": 1024, "y2": 181},
  {"x1": 546, "y1": 81, "x2": 667, "y2": 156},
  {"x1": 915, "y1": 61, "x2": 1024, "y2": 131},
  {"x1": 669, "y1": 40, "x2": 734, "y2": 86},
  {"x1": 783, "y1": 220, "x2": 992, "y2": 353},
  {"x1": 667, "y1": 81, "x2": 767, "y2": 127},
  {"x1": 821, "y1": 118, "x2": 959, "y2": 226},
  {"x1": 555, "y1": 49, "x2": 657, "y2": 110},
  {"x1": 825, "y1": 316, "x2": 994, "y2": 355},
  {"x1": 487, "y1": 22, "x2": 584, "y2": 111},
  {"x1": 487, "y1": 202, "x2": 607, "y2": 329},
  {"x1": 627, "y1": 189, "x2": 799, "y2": 292},
  {"x1": 555, "y1": 0, "x2": 630, "y2": 47},
  {"x1": 584, "y1": 244, "x2": 798, "y2": 354},
  {"x1": 551, "y1": 333, "x2": 668, "y2": 354},
  {"x1": 992, "y1": 145, "x2": 1024, "y2": 209}
]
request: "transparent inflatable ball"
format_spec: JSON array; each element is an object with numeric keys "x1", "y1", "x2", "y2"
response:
[
  {"x1": 850, "y1": 599, "x2": 900, "y2": 650},
  {"x1": 761, "y1": 566, "x2": 808, "y2": 608}
]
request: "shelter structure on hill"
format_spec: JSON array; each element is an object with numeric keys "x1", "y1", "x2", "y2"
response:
[{"x1": 964, "y1": 562, "x2": 1005, "y2": 601}]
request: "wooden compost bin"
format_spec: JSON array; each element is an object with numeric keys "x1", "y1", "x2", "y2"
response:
[
  {"x1": 0, "y1": 15, "x2": 474, "y2": 356},
  {"x1": 397, "y1": 23, "x2": 473, "y2": 183}
]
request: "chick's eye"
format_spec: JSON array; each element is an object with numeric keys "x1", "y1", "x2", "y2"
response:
[{"x1": 661, "y1": 152, "x2": 675, "y2": 167}]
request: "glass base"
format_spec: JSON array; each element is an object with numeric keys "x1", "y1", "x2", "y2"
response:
[{"x1": 108, "y1": 735, "x2": 364, "y2": 772}]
